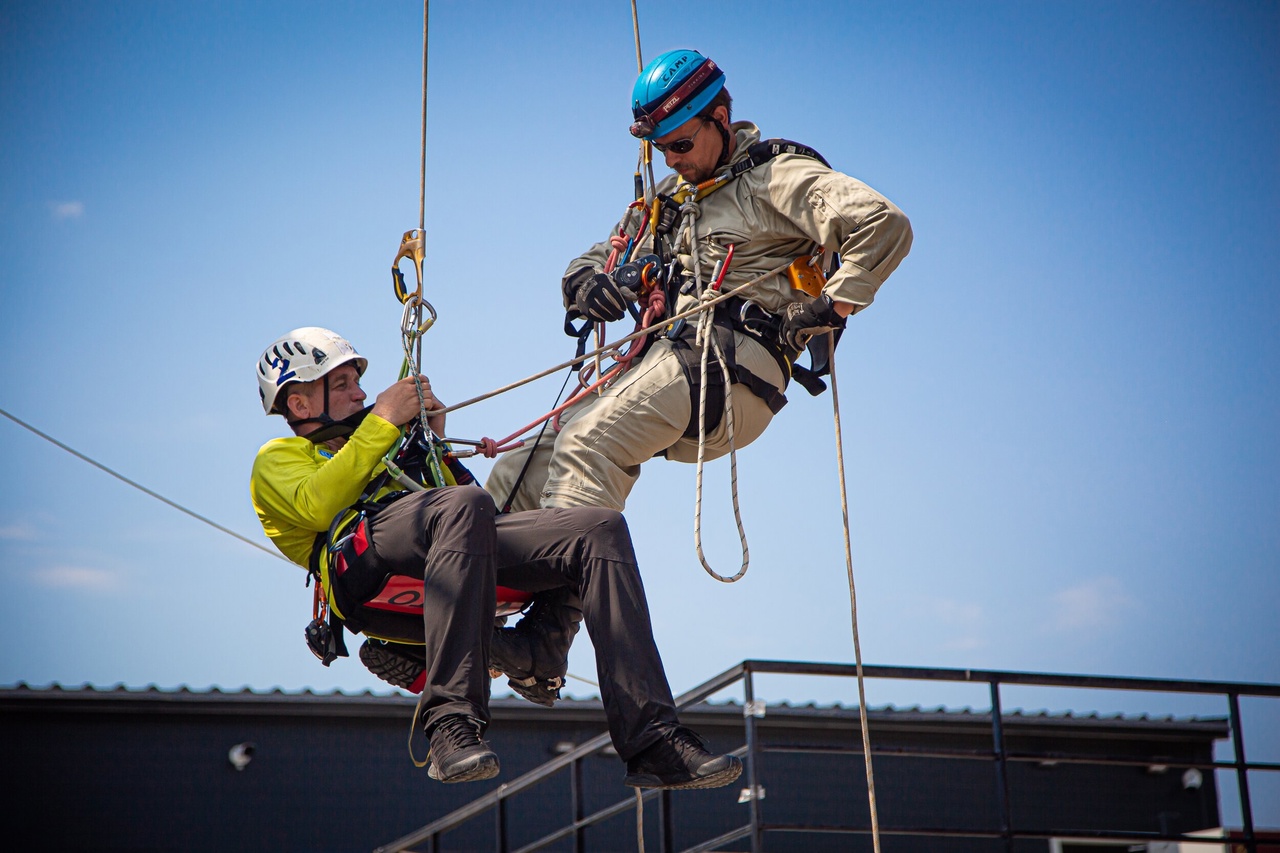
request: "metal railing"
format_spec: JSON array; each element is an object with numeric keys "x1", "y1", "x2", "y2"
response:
[{"x1": 374, "y1": 661, "x2": 1280, "y2": 853}]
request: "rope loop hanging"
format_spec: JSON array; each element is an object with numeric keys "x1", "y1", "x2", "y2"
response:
[{"x1": 676, "y1": 193, "x2": 749, "y2": 583}]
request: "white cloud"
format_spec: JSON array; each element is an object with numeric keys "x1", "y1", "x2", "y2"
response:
[
  {"x1": 1050, "y1": 576, "x2": 1134, "y2": 633},
  {"x1": 31, "y1": 565, "x2": 118, "y2": 590},
  {"x1": 0, "y1": 522, "x2": 38, "y2": 540},
  {"x1": 929, "y1": 597, "x2": 988, "y2": 652},
  {"x1": 50, "y1": 200, "x2": 85, "y2": 220}
]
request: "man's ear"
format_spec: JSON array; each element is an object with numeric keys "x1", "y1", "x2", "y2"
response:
[
  {"x1": 286, "y1": 389, "x2": 311, "y2": 421},
  {"x1": 713, "y1": 105, "x2": 730, "y2": 131}
]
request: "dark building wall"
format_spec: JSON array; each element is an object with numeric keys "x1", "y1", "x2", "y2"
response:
[
  {"x1": 747, "y1": 716, "x2": 1222, "y2": 852},
  {"x1": 1, "y1": 689, "x2": 1224, "y2": 853}
]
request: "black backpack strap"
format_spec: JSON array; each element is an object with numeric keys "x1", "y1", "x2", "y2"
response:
[{"x1": 733, "y1": 138, "x2": 831, "y2": 179}]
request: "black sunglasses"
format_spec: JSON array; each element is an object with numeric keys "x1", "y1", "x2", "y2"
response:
[{"x1": 652, "y1": 118, "x2": 712, "y2": 154}]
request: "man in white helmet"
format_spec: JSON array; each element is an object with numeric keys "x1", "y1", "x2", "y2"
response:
[
  {"x1": 486, "y1": 49, "x2": 912, "y2": 513},
  {"x1": 250, "y1": 327, "x2": 743, "y2": 789}
]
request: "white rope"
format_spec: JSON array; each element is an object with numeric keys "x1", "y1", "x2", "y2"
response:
[
  {"x1": 398, "y1": 0, "x2": 446, "y2": 488},
  {"x1": 826, "y1": 330, "x2": 882, "y2": 852},
  {"x1": 683, "y1": 197, "x2": 750, "y2": 583}
]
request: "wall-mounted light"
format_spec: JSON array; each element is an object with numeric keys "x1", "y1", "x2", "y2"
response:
[{"x1": 228, "y1": 742, "x2": 256, "y2": 771}]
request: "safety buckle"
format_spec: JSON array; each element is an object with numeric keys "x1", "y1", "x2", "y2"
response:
[{"x1": 392, "y1": 229, "x2": 426, "y2": 304}]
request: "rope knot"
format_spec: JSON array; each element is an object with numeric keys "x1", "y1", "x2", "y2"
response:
[
  {"x1": 645, "y1": 287, "x2": 666, "y2": 317},
  {"x1": 478, "y1": 437, "x2": 499, "y2": 458}
]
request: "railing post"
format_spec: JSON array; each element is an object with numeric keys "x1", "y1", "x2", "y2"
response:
[
  {"x1": 744, "y1": 663, "x2": 763, "y2": 853},
  {"x1": 570, "y1": 755, "x2": 584, "y2": 853},
  {"x1": 989, "y1": 678, "x2": 1015, "y2": 853},
  {"x1": 1228, "y1": 693, "x2": 1257, "y2": 853},
  {"x1": 658, "y1": 790, "x2": 673, "y2": 853},
  {"x1": 495, "y1": 794, "x2": 508, "y2": 853}
]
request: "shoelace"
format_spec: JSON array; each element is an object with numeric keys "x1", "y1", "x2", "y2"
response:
[
  {"x1": 433, "y1": 716, "x2": 482, "y2": 752},
  {"x1": 666, "y1": 725, "x2": 711, "y2": 759}
]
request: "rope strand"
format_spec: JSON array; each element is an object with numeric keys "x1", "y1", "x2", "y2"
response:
[
  {"x1": 418, "y1": 0, "x2": 429, "y2": 233},
  {"x1": 0, "y1": 406, "x2": 292, "y2": 566},
  {"x1": 684, "y1": 199, "x2": 749, "y2": 582},
  {"x1": 826, "y1": 331, "x2": 882, "y2": 852}
]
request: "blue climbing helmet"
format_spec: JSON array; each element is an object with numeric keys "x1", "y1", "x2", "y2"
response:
[{"x1": 629, "y1": 49, "x2": 726, "y2": 140}]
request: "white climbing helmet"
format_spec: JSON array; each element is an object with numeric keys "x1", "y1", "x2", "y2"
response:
[{"x1": 256, "y1": 327, "x2": 368, "y2": 415}]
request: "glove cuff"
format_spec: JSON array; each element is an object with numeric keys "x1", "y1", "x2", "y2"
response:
[{"x1": 562, "y1": 267, "x2": 598, "y2": 309}]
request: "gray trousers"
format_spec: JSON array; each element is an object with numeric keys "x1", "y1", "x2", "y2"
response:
[{"x1": 338, "y1": 485, "x2": 678, "y2": 760}]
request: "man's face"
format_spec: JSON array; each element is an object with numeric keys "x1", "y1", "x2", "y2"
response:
[
  {"x1": 288, "y1": 363, "x2": 366, "y2": 422},
  {"x1": 654, "y1": 107, "x2": 729, "y2": 184}
]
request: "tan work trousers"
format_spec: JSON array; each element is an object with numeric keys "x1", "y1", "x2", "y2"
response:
[{"x1": 485, "y1": 333, "x2": 784, "y2": 512}]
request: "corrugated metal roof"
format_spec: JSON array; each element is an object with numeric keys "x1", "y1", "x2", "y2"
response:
[{"x1": 0, "y1": 681, "x2": 1228, "y2": 733}]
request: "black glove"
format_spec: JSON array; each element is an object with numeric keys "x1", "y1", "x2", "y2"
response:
[
  {"x1": 573, "y1": 272, "x2": 633, "y2": 322},
  {"x1": 779, "y1": 294, "x2": 844, "y2": 353}
]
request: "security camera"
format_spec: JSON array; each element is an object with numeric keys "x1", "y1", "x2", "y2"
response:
[
  {"x1": 228, "y1": 742, "x2": 256, "y2": 771},
  {"x1": 1182, "y1": 768, "x2": 1203, "y2": 791}
]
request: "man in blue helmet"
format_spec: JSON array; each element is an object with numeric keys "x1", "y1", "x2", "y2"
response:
[{"x1": 487, "y1": 49, "x2": 913, "y2": 513}]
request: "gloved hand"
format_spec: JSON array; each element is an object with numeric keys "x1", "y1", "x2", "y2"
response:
[
  {"x1": 574, "y1": 272, "x2": 634, "y2": 322},
  {"x1": 779, "y1": 294, "x2": 844, "y2": 353}
]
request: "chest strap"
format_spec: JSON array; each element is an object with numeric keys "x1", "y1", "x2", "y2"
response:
[{"x1": 671, "y1": 138, "x2": 831, "y2": 205}]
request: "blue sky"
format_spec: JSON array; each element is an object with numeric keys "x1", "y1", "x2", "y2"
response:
[{"x1": 2, "y1": 0, "x2": 1277, "y2": 822}]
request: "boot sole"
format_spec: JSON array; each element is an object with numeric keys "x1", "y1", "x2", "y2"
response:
[
  {"x1": 428, "y1": 752, "x2": 501, "y2": 784},
  {"x1": 624, "y1": 756, "x2": 743, "y2": 791},
  {"x1": 359, "y1": 642, "x2": 424, "y2": 691}
]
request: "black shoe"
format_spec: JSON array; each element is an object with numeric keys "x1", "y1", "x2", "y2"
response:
[
  {"x1": 426, "y1": 715, "x2": 500, "y2": 783},
  {"x1": 490, "y1": 630, "x2": 564, "y2": 707},
  {"x1": 359, "y1": 640, "x2": 426, "y2": 692},
  {"x1": 489, "y1": 589, "x2": 582, "y2": 707},
  {"x1": 624, "y1": 725, "x2": 743, "y2": 790}
]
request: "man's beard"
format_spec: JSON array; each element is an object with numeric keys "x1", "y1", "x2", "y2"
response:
[{"x1": 676, "y1": 164, "x2": 715, "y2": 184}]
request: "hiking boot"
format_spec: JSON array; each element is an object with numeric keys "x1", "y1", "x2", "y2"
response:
[
  {"x1": 624, "y1": 725, "x2": 743, "y2": 790},
  {"x1": 489, "y1": 589, "x2": 582, "y2": 708},
  {"x1": 359, "y1": 640, "x2": 426, "y2": 693},
  {"x1": 426, "y1": 715, "x2": 500, "y2": 783}
]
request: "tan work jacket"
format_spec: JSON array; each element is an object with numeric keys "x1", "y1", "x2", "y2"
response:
[{"x1": 564, "y1": 122, "x2": 912, "y2": 318}]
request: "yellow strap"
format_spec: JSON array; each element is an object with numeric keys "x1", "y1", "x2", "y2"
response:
[{"x1": 409, "y1": 692, "x2": 431, "y2": 768}]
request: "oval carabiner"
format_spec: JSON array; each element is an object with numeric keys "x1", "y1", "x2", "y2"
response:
[{"x1": 400, "y1": 297, "x2": 437, "y2": 341}]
